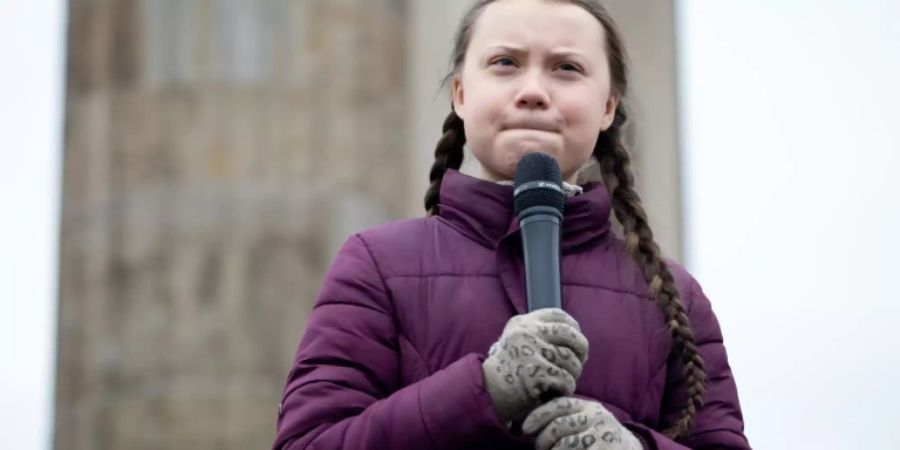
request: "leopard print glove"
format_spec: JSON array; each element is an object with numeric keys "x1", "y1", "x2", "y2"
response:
[
  {"x1": 482, "y1": 308, "x2": 590, "y2": 424},
  {"x1": 522, "y1": 397, "x2": 643, "y2": 450}
]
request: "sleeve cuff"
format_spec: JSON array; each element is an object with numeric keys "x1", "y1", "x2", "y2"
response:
[
  {"x1": 417, "y1": 353, "x2": 531, "y2": 449},
  {"x1": 622, "y1": 421, "x2": 691, "y2": 450}
]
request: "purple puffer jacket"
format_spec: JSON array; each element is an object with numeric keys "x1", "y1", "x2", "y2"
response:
[{"x1": 273, "y1": 169, "x2": 750, "y2": 450}]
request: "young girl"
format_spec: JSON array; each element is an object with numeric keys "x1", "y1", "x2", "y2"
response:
[{"x1": 273, "y1": 0, "x2": 750, "y2": 449}]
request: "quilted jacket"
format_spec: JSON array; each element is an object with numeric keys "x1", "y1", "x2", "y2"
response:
[{"x1": 273, "y1": 169, "x2": 750, "y2": 449}]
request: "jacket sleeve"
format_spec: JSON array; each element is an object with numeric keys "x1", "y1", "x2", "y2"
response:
[
  {"x1": 272, "y1": 234, "x2": 513, "y2": 450},
  {"x1": 625, "y1": 276, "x2": 751, "y2": 450}
]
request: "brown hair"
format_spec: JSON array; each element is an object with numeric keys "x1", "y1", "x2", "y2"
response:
[{"x1": 424, "y1": 0, "x2": 706, "y2": 439}]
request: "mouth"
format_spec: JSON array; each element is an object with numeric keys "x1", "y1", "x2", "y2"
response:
[{"x1": 502, "y1": 118, "x2": 560, "y2": 133}]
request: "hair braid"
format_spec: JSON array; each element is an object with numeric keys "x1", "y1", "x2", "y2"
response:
[
  {"x1": 424, "y1": 110, "x2": 466, "y2": 216},
  {"x1": 594, "y1": 105, "x2": 707, "y2": 439}
]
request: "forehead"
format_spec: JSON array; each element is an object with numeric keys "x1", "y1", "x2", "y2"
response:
[{"x1": 469, "y1": 0, "x2": 606, "y2": 54}]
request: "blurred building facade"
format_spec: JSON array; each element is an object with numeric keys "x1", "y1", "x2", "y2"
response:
[{"x1": 55, "y1": 0, "x2": 680, "y2": 448}]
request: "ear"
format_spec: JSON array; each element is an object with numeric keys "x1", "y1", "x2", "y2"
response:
[
  {"x1": 599, "y1": 95, "x2": 619, "y2": 131},
  {"x1": 451, "y1": 76, "x2": 466, "y2": 120}
]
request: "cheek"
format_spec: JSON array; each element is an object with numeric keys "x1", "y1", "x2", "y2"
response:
[
  {"x1": 460, "y1": 83, "x2": 507, "y2": 152},
  {"x1": 559, "y1": 98, "x2": 605, "y2": 144},
  {"x1": 465, "y1": 87, "x2": 505, "y2": 124},
  {"x1": 568, "y1": 120, "x2": 602, "y2": 150},
  {"x1": 563, "y1": 127, "x2": 601, "y2": 174},
  {"x1": 558, "y1": 89, "x2": 607, "y2": 126},
  {"x1": 555, "y1": 95, "x2": 605, "y2": 174}
]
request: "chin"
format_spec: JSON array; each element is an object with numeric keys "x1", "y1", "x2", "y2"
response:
[
  {"x1": 504, "y1": 148, "x2": 560, "y2": 169},
  {"x1": 473, "y1": 143, "x2": 564, "y2": 180}
]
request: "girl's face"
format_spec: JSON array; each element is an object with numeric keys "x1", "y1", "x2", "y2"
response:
[{"x1": 452, "y1": 0, "x2": 618, "y2": 183}]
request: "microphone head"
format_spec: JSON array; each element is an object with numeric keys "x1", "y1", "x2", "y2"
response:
[{"x1": 513, "y1": 152, "x2": 565, "y2": 218}]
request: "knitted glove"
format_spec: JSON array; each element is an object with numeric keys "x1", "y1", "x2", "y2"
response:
[
  {"x1": 482, "y1": 308, "x2": 590, "y2": 424},
  {"x1": 522, "y1": 397, "x2": 643, "y2": 450}
]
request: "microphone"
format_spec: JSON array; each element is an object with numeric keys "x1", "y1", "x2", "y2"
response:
[{"x1": 514, "y1": 153, "x2": 565, "y2": 313}]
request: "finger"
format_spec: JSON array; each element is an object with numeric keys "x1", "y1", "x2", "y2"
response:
[
  {"x1": 533, "y1": 323, "x2": 590, "y2": 364},
  {"x1": 521, "y1": 362, "x2": 577, "y2": 400},
  {"x1": 550, "y1": 429, "x2": 600, "y2": 450},
  {"x1": 505, "y1": 317, "x2": 589, "y2": 364},
  {"x1": 535, "y1": 412, "x2": 595, "y2": 450},
  {"x1": 522, "y1": 397, "x2": 583, "y2": 434},
  {"x1": 501, "y1": 330, "x2": 543, "y2": 362},
  {"x1": 528, "y1": 308, "x2": 582, "y2": 331},
  {"x1": 499, "y1": 329, "x2": 584, "y2": 387},
  {"x1": 542, "y1": 343, "x2": 584, "y2": 380}
]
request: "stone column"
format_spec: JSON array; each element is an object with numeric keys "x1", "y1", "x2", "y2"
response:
[
  {"x1": 55, "y1": 1, "x2": 408, "y2": 448},
  {"x1": 604, "y1": 0, "x2": 684, "y2": 260}
]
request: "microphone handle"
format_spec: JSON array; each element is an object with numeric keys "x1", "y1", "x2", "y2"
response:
[
  {"x1": 520, "y1": 209, "x2": 562, "y2": 312},
  {"x1": 517, "y1": 207, "x2": 564, "y2": 430}
]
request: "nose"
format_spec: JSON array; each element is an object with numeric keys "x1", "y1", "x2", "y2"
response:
[{"x1": 514, "y1": 71, "x2": 550, "y2": 110}]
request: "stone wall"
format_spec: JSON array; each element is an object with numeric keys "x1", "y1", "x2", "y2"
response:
[{"x1": 56, "y1": 1, "x2": 408, "y2": 448}]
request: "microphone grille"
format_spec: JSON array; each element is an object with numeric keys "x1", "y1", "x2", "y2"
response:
[{"x1": 513, "y1": 153, "x2": 565, "y2": 217}]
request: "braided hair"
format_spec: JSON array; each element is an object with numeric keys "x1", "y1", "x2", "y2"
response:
[
  {"x1": 427, "y1": 0, "x2": 707, "y2": 439},
  {"x1": 595, "y1": 105, "x2": 707, "y2": 438},
  {"x1": 424, "y1": 110, "x2": 466, "y2": 216}
]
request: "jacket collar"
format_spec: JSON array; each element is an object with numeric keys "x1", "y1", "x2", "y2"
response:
[{"x1": 437, "y1": 169, "x2": 612, "y2": 252}]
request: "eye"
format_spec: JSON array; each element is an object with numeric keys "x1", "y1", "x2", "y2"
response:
[
  {"x1": 556, "y1": 62, "x2": 582, "y2": 73},
  {"x1": 491, "y1": 57, "x2": 517, "y2": 67}
]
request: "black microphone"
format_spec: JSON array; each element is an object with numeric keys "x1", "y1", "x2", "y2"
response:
[{"x1": 514, "y1": 153, "x2": 565, "y2": 313}]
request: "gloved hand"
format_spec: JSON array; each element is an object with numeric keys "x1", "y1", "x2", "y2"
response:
[
  {"x1": 482, "y1": 308, "x2": 590, "y2": 424},
  {"x1": 522, "y1": 397, "x2": 644, "y2": 450}
]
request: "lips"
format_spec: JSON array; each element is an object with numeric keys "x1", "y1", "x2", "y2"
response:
[{"x1": 502, "y1": 118, "x2": 560, "y2": 132}]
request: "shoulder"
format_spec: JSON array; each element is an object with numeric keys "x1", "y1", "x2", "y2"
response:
[
  {"x1": 318, "y1": 218, "x2": 440, "y2": 306},
  {"x1": 606, "y1": 242, "x2": 705, "y2": 313},
  {"x1": 660, "y1": 257, "x2": 701, "y2": 311},
  {"x1": 659, "y1": 257, "x2": 724, "y2": 341},
  {"x1": 328, "y1": 218, "x2": 436, "y2": 275},
  {"x1": 350, "y1": 216, "x2": 475, "y2": 278},
  {"x1": 356, "y1": 216, "x2": 435, "y2": 245},
  {"x1": 354, "y1": 216, "x2": 440, "y2": 260},
  {"x1": 591, "y1": 237, "x2": 701, "y2": 305}
]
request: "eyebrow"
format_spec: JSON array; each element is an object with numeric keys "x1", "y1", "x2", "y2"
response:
[{"x1": 485, "y1": 44, "x2": 586, "y2": 59}]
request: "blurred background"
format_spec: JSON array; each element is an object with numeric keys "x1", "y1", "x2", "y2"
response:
[{"x1": 1, "y1": 0, "x2": 898, "y2": 449}]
